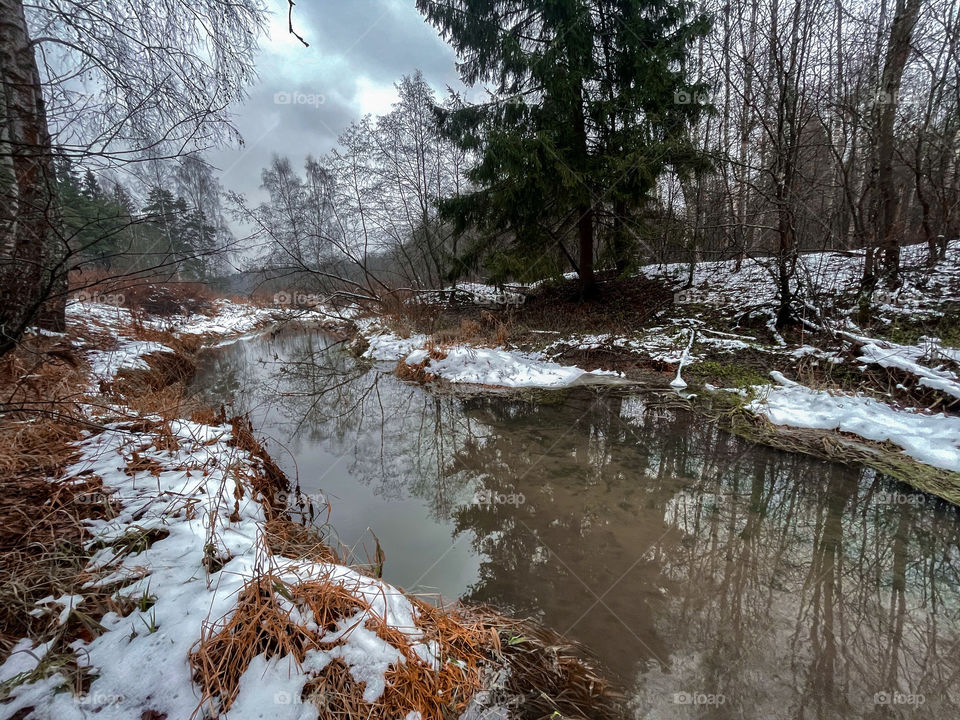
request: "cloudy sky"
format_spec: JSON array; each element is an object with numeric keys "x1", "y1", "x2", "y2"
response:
[{"x1": 207, "y1": 0, "x2": 468, "y2": 205}]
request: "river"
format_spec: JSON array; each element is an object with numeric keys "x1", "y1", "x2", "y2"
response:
[{"x1": 191, "y1": 328, "x2": 960, "y2": 719}]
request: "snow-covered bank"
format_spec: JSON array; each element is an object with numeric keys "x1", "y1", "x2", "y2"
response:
[
  {"x1": 359, "y1": 324, "x2": 624, "y2": 389},
  {"x1": 68, "y1": 297, "x2": 333, "y2": 341},
  {"x1": 747, "y1": 372, "x2": 960, "y2": 473},
  {"x1": 0, "y1": 417, "x2": 442, "y2": 720},
  {"x1": 0, "y1": 299, "x2": 500, "y2": 720}
]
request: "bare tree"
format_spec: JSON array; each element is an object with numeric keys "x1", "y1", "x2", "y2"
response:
[{"x1": 0, "y1": 0, "x2": 267, "y2": 355}]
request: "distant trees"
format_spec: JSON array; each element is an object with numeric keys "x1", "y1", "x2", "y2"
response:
[
  {"x1": 244, "y1": 72, "x2": 467, "y2": 298},
  {"x1": 54, "y1": 159, "x2": 234, "y2": 283},
  {"x1": 0, "y1": 0, "x2": 266, "y2": 355}
]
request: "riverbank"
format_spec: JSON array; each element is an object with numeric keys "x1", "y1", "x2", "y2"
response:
[
  {"x1": 0, "y1": 298, "x2": 617, "y2": 719},
  {"x1": 344, "y1": 240, "x2": 960, "y2": 500}
]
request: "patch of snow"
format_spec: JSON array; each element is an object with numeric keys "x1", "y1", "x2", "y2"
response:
[
  {"x1": 748, "y1": 374, "x2": 960, "y2": 472},
  {"x1": 416, "y1": 345, "x2": 621, "y2": 388},
  {"x1": 86, "y1": 340, "x2": 172, "y2": 380}
]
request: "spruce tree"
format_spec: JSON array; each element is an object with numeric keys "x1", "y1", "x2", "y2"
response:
[{"x1": 417, "y1": 0, "x2": 710, "y2": 295}]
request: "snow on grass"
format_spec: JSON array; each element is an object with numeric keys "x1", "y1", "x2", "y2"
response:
[
  {"x1": 0, "y1": 416, "x2": 436, "y2": 720},
  {"x1": 86, "y1": 339, "x2": 173, "y2": 380},
  {"x1": 361, "y1": 328, "x2": 621, "y2": 388},
  {"x1": 641, "y1": 239, "x2": 960, "y2": 314},
  {"x1": 68, "y1": 299, "x2": 333, "y2": 343},
  {"x1": 411, "y1": 282, "x2": 527, "y2": 307},
  {"x1": 747, "y1": 372, "x2": 960, "y2": 473},
  {"x1": 854, "y1": 339, "x2": 960, "y2": 401}
]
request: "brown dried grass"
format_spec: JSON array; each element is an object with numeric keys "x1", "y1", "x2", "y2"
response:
[
  {"x1": 394, "y1": 359, "x2": 436, "y2": 384},
  {"x1": 190, "y1": 571, "x2": 489, "y2": 719},
  {"x1": 227, "y1": 415, "x2": 292, "y2": 517},
  {"x1": 264, "y1": 519, "x2": 339, "y2": 564}
]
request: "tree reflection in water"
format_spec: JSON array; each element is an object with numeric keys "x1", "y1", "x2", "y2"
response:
[{"x1": 193, "y1": 330, "x2": 960, "y2": 719}]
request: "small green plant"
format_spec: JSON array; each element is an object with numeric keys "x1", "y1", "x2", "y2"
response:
[
  {"x1": 137, "y1": 581, "x2": 156, "y2": 612},
  {"x1": 140, "y1": 607, "x2": 158, "y2": 634}
]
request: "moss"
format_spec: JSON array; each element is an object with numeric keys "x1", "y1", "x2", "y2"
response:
[
  {"x1": 689, "y1": 360, "x2": 768, "y2": 388},
  {"x1": 879, "y1": 305, "x2": 960, "y2": 348}
]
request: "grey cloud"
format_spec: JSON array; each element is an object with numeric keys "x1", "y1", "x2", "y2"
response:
[{"x1": 210, "y1": 0, "x2": 464, "y2": 204}]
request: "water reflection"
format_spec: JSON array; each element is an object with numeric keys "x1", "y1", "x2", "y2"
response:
[{"x1": 193, "y1": 330, "x2": 960, "y2": 719}]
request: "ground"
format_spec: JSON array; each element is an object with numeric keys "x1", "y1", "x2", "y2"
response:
[{"x1": 2, "y1": 241, "x2": 958, "y2": 718}]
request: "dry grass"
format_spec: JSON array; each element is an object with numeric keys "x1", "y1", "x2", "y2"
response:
[
  {"x1": 226, "y1": 416, "x2": 292, "y2": 517},
  {"x1": 394, "y1": 359, "x2": 436, "y2": 384},
  {"x1": 0, "y1": 337, "x2": 104, "y2": 657},
  {"x1": 264, "y1": 518, "x2": 339, "y2": 564},
  {"x1": 190, "y1": 570, "x2": 490, "y2": 719},
  {"x1": 189, "y1": 570, "x2": 622, "y2": 719}
]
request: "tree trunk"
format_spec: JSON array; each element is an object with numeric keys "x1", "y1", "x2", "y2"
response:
[
  {"x1": 873, "y1": 0, "x2": 922, "y2": 288},
  {"x1": 0, "y1": 0, "x2": 65, "y2": 354},
  {"x1": 577, "y1": 204, "x2": 595, "y2": 297}
]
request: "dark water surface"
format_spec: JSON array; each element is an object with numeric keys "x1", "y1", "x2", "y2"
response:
[{"x1": 193, "y1": 329, "x2": 960, "y2": 719}]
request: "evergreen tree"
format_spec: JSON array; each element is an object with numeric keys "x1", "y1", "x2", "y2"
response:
[
  {"x1": 417, "y1": 0, "x2": 711, "y2": 295},
  {"x1": 56, "y1": 161, "x2": 137, "y2": 270},
  {"x1": 143, "y1": 188, "x2": 200, "y2": 278}
]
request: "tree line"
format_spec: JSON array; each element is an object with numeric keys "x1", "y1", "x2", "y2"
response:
[
  {"x1": 3, "y1": 0, "x2": 958, "y2": 356},
  {"x1": 249, "y1": 0, "x2": 958, "y2": 328}
]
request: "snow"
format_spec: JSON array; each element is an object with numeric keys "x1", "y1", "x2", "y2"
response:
[
  {"x1": 0, "y1": 639, "x2": 49, "y2": 684},
  {"x1": 229, "y1": 654, "x2": 318, "y2": 720},
  {"x1": 670, "y1": 330, "x2": 696, "y2": 388},
  {"x1": 748, "y1": 373, "x2": 960, "y2": 472},
  {"x1": 414, "y1": 345, "x2": 620, "y2": 388},
  {"x1": 361, "y1": 327, "x2": 622, "y2": 388},
  {"x1": 855, "y1": 340, "x2": 960, "y2": 401},
  {"x1": 86, "y1": 339, "x2": 172, "y2": 380},
  {"x1": 409, "y1": 282, "x2": 527, "y2": 308}
]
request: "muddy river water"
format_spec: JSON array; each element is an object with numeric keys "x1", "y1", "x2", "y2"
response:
[{"x1": 192, "y1": 329, "x2": 960, "y2": 718}]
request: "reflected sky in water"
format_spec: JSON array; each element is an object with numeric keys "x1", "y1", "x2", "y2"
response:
[{"x1": 193, "y1": 329, "x2": 960, "y2": 719}]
